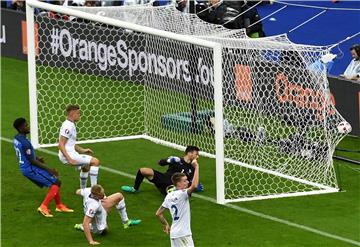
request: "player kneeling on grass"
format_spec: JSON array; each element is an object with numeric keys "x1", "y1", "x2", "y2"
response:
[
  {"x1": 58, "y1": 105, "x2": 100, "y2": 189},
  {"x1": 13, "y1": 118, "x2": 73, "y2": 217},
  {"x1": 155, "y1": 159, "x2": 199, "y2": 247},
  {"x1": 74, "y1": 184, "x2": 141, "y2": 245},
  {"x1": 121, "y1": 146, "x2": 203, "y2": 195}
]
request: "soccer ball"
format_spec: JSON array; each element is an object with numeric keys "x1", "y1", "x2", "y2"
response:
[{"x1": 337, "y1": 121, "x2": 352, "y2": 134}]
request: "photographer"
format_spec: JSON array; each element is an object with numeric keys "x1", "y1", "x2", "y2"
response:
[{"x1": 341, "y1": 44, "x2": 360, "y2": 81}]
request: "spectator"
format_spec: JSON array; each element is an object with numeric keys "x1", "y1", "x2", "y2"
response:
[
  {"x1": 46, "y1": 1, "x2": 69, "y2": 20},
  {"x1": 84, "y1": 0, "x2": 98, "y2": 7},
  {"x1": 242, "y1": 4, "x2": 265, "y2": 38},
  {"x1": 225, "y1": 1, "x2": 265, "y2": 37},
  {"x1": 11, "y1": 0, "x2": 25, "y2": 12},
  {"x1": 197, "y1": 0, "x2": 264, "y2": 37},
  {"x1": 197, "y1": 0, "x2": 229, "y2": 25},
  {"x1": 175, "y1": 0, "x2": 188, "y2": 12},
  {"x1": 341, "y1": 44, "x2": 360, "y2": 80},
  {"x1": 224, "y1": 0, "x2": 246, "y2": 11}
]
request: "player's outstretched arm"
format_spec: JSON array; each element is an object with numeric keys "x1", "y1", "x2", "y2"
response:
[
  {"x1": 158, "y1": 159, "x2": 169, "y2": 166},
  {"x1": 58, "y1": 136, "x2": 77, "y2": 165},
  {"x1": 155, "y1": 207, "x2": 170, "y2": 234},
  {"x1": 75, "y1": 144, "x2": 93, "y2": 155},
  {"x1": 158, "y1": 156, "x2": 181, "y2": 166},
  {"x1": 187, "y1": 160, "x2": 199, "y2": 195},
  {"x1": 83, "y1": 215, "x2": 99, "y2": 245}
]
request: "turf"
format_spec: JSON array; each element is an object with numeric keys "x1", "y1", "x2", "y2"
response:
[{"x1": 1, "y1": 56, "x2": 360, "y2": 247}]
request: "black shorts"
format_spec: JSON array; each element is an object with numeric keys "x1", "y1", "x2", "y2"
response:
[{"x1": 150, "y1": 170, "x2": 172, "y2": 195}]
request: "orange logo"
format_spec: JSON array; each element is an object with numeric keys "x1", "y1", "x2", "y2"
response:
[
  {"x1": 21, "y1": 21, "x2": 39, "y2": 55},
  {"x1": 234, "y1": 64, "x2": 253, "y2": 102},
  {"x1": 275, "y1": 73, "x2": 336, "y2": 120}
]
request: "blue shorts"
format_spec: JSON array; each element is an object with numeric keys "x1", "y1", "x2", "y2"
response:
[{"x1": 22, "y1": 166, "x2": 58, "y2": 188}]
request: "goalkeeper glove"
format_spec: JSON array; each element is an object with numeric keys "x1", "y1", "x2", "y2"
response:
[
  {"x1": 167, "y1": 156, "x2": 181, "y2": 164},
  {"x1": 196, "y1": 183, "x2": 204, "y2": 192}
]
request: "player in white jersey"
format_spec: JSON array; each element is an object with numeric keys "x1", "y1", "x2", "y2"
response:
[
  {"x1": 75, "y1": 184, "x2": 141, "y2": 245},
  {"x1": 156, "y1": 159, "x2": 199, "y2": 247},
  {"x1": 58, "y1": 105, "x2": 100, "y2": 189}
]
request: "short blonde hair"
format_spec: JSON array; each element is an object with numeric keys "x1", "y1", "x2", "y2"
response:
[
  {"x1": 91, "y1": 184, "x2": 104, "y2": 196},
  {"x1": 171, "y1": 172, "x2": 186, "y2": 185}
]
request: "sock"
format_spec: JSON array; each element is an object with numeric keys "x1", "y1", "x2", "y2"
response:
[
  {"x1": 116, "y1": 198, "x2": 129, "y2": 224},
  {"x1": 41, "y1": 184, "x2": 59, "y2": 207},
  {"x1": 54, "y1": 188, "x2": 62, "y2": 206},
  {"x1": 89, "y1": 166, "x2": 99, "y2": 186},
  {"x1": 133, "y1": 169, "x2": 144, "y2": 191},
  {"x1": 80, "y1": 171, "x2": 89, "y2": 189}
]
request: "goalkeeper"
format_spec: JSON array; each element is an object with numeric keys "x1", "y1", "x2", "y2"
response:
[{"x1": 121, "y1": 146, "x2": 203, "y2": 195}]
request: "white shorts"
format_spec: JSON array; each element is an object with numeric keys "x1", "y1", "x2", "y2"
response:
[
  {"x1": 58, "y1": 151, "x2": 92, "y2": 169},
  {"x1": 171, "y1": 235, "x2": 194, "y2": 247},
  {"x1": 91, "y1": 222, "x2": 108, "y2": 234}
]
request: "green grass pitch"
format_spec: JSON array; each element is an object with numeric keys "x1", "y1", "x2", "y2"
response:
[{"x1": 1, "y1": 57, "x2": 360, "y2": 247}]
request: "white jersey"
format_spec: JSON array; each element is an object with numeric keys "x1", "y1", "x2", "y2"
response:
[
  {"x1": 81, "y1": 188, "x2": 107, "y2": 232},
  {"x1": 162, "y1": 189, "x2": 192, "y2": 239},
  {"x1": 59, "y1": 119, "x2": 77, "y2": 153}
]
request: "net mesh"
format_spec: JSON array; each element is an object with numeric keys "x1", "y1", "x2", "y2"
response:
[{"x1": 33, "y1": 4, "x2": 347, "y2": 201}]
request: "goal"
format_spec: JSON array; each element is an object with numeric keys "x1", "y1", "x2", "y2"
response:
[{"x1": 26, "y1": 0, "x2": 347, "y2": 203}]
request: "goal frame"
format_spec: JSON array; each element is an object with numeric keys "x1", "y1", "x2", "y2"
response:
[{"x1": 26, "y1": 0, "x2": 338, "y2": 204}]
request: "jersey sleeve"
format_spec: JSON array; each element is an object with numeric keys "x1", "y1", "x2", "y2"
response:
[
  {"x1": 85, "y1": 201, "x2": 99, "y2": 218},
  {"x1": 187, "y1": 166, "x2": 195, "y2": 182},
  {"x1": 158, "y1": 159, "x2": 169, "y2": 166},
  {"x1": 60, "y1": 122, "x2": 72, "y2": 139},
  {"x1": 161, "y1": 196, "x2": 170, "y2": 209}
]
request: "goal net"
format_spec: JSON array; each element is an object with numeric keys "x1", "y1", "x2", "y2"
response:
[{"x1": 26, "y1": 1, "x2": 348, "y2": 203}]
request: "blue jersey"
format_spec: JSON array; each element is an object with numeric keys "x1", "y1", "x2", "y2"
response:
[{"x1": 13, "y1": 134, "x2": 36, "y2": 171}]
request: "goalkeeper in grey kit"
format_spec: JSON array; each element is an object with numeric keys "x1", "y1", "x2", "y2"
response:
[{"x1": 121, "y1": 146, "x2": 203, "y2": 195}]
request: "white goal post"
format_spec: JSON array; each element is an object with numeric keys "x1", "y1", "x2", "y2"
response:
[
  {"x1": 26, "y1": 0, "x2": 226, "y2": 203},
  {"x1": 26, "y1": 0, "x2": 347, "y2": 204}
]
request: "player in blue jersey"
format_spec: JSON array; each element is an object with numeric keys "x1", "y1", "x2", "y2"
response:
[{"x1": 13, "y1": 117, "x2": 73, "y2": 217}]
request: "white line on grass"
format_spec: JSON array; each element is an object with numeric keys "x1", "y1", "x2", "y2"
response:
[{"x1": 2, "y1": 137, "x2": 359, "y2": 246}]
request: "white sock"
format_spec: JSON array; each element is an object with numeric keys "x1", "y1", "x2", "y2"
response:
[
  {"x1": 89, "y1": 166, "x2": 99, "y2": 186},
  {"x1": 116, "y1": 199, "x2": 129, "y2": 224},
  {"x1": 79, "y1": 171, "x2": 89, "y2": 189}
]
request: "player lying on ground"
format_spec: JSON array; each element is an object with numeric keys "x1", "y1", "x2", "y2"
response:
[
  {"x1": 58, "y1": 105, "x2": 100, "y2": 189},
  {"x1": 155, "y1": 159, "x2": 199, "y2": 247},
  {"x1": 74, "y1": 184, "x2": 141, "y2": 245},
  {"x1": 13, "y1": 118, "x2": 73, "y2": 217},
  {"x1": 121, "y1": 146, "x2": 203, "y2": 195}
]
